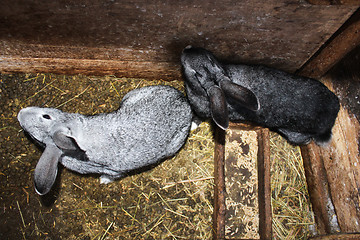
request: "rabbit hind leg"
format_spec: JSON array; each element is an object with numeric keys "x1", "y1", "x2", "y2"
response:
[
  {"x1": 277, "y1": 128, "x2": 312, "y2": 145},
  {"x1": 100, "y1": 172, "x2": 125, "y2": 184}
]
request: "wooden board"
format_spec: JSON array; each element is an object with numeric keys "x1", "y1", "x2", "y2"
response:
[
  {"x1": 310, "y1": 233, "x2": 360, "y2": 240},
  {"x1": 225, "y1": 129, "x2": 260, "y2": 239},
  {"x1": 0, "y1": 0, "x2": 357, "y2": 79},
  {"x1": 213, "y1": 126, "x2": 271, "y2": 240},
  {"x1": 298, "y1": 9, "x2": 360, "y2": 79},
  {"x1": 307, "y1": 0, "x2": 360, "y2": 5}
]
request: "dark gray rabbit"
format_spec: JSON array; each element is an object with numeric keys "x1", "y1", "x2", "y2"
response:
[
  {"x1": 181, "y1": 46, "x2": 339, "y2": 145},
  {"x1": 17, "y1": 85, "x2": 192, "y2": 195}
]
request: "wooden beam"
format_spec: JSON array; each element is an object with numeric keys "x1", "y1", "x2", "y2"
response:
[
  {"x1": 300, "y1": 142, "x2": 341, "y2": 234},
  {"x1": 306, "y1": 0, "x2": 360, "y2": 5},
  {"x1": 309, "y1": 233, "x2": 360, "y2": 240},
  {"x1": 257, "y1": 129, "x2": 272, "y2": 240},
  {"x1": 320, "y1": 105, "x2": 360, "y2": 232},
  {"x1": 214, "y1": 128, "x2": 226, "y2": 239},
  {"x1": 213, "y1": 125, "x2": 271, "y2": 240},
  {"x1": 298, "y1": 8, "x2": 360, "y2": 79},
  {"x1": 0, "y1": 56, "x2": 181, "y2": 80}
]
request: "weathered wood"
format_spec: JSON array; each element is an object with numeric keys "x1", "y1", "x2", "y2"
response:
[
  {"x1": 299, "y1": 45, "x2": 360, "y2": 235},
  {"x1": 214, "y1": 128, "x2": 226, "y2": 239},
  {"x1": 214, "y1": 124, "x2": 271, "y2": 240},
  {"x1": 298, "y1": 8, "x2": 360, "y2": 79},
  {"x1": 300, "y1": 143, "x2": 341, "y2": 234},
  {"x1": 257, "y1": 129, "x2": 272, "y2": 240},
  {"x1": 0, "y1": 55, "x2": 181, "y2": 80},
  {"x1": 0, "y1": 1, "x2": 357, "y2": 79},
  {"x1": 318, "y1": 47, "x2": 360, "y2": 232},
  {"x1": 309, "y1": 233, "x2": 360, "y2": 240},
  {"x1": 331, "y1": 45, "x2": 360, "y2": 121},
  {"x1": 320, "y1": 106, "x2": 360, "y2": 232},
  {"x1": 307, "y1": 0, "x2": 360, "y2": 5},
  {"x1": 224, "y1": 128, "x2": 260, "y2": 239}
]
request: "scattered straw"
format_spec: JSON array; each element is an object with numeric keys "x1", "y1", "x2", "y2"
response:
[
  {"x1": 55, "y1": 85, "x2": 90, "y2": 109},
  {"x1": 270, "y1": 132, "x2": 315, "y2": 239},
  {"x1": 16, "y1": 201, "x2": 26, "y2": 228},
  {"x1": 100, "y1": 221, "x2": 114, "y2": 240}
]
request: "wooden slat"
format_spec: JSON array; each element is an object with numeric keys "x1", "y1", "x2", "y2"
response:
[
  {"x1": 310, "y1": 233, "x2": 360, "y2": 240},
  {"x1": 214, "y1": 125, "x2": 271, "y2": 240},
  {"x1": 257, "y1": 129, "x2": 272, "y2": 240},
  {"x1": 298, "y1": 8, "x2": 360, "y2": 79},
  {"x1": 307, "y1": 0, "x2": 360, "y2": 5},
  {"x1": 214, "y1": 128, "x2": 226, "y2": 239},
  {"x1": 224, "y1": 128, "x2": 260, "y2": 239},
  {"x1": 0, "y1": 56, "x2": 181, "y2": 80},
  {"x1": 300, "y1": 142, "x2": 341, "y2": 234}
]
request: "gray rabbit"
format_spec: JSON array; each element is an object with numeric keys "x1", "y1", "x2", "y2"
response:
[
  {"x1": 181, "y1": 46, "x2": 339, "y2": 145},
  {"x1": 17, "y1": 85, "x2": 192, "y2": 195}
]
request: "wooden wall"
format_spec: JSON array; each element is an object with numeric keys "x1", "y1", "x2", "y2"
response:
[{"x1": 0, "y1": 0, "x2": 357, "y2": 79}]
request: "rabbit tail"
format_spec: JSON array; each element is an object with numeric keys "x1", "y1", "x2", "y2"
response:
[{"x1": 313, "y1": 130, "x2": 333, "y2": 146}]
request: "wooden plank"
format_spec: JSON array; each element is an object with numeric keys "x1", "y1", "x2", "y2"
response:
[
  {"x1": 300, "y1": 83, "x2": 360, "y2": 234},
  {"x1": 0, "y1": 56, "x2": 181, "y2": 80},
  {"x1": 224, "y1": 128, "x2": 260, "y2": 239},
  {"x1": 257, "y1": 129, "x2": 272, "y2": 240},
  {"x1": 0, "y1": 1, "x2": 357, "y2": 78},
  {"x1": 320, "y1": 105, "x2": 360, "y2": 232},
  {"x1": 214, "y1": 124, "x2": 271, "y2": 240},
  {"x1": 298, "y1": 8, "x2": 360, "y2": 79},
  {"x1": 214, "y1": 128, "x2": 226, "y2": 239},
  {"x1": 307, "y1": 0, "x2": 360, "y2": 5},
  {"x1": 309, "y1": 233, "x2": 360, "y2": 240},
  {"x1": 300, "y1": 142, "x2": 341, "y2": 234},
  {"x1": 318, "y1": 47, "x2": 360, "y2": 232}
]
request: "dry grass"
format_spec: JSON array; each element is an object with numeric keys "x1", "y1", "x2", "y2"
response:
[{"x1": 270, "y1": 132, "x2": 315, "y2": 239}]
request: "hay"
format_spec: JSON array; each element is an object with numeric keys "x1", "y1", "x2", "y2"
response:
[{"x1": 270, "y1": 132, "x2": 315, "y2": 239}]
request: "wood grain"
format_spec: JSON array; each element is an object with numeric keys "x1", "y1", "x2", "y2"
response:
[{"x1": 0, "y1": 1, "x2": 357, "y2": 79}]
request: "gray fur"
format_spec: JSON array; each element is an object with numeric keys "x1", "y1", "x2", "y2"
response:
[
  {"x1": 181, "y1": 46, "x2": 340, "y2": 145},
  {"x1": 18, "y1": 85, "x2": 192, "y2": 195}
]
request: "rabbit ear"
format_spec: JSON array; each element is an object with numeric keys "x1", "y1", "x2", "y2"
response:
[
  {"x1": 34, "y1": 144, "x2": 62, "y2": 195},
  {"x1": 53, "y1": 130, "x2": 78, "y2": 151},
  {"x1": 220, "y1": 80, "x2": 260, "y2": 111},
  {"x1": 207, "y1": 86, "x2": 229, "y2": 130}
]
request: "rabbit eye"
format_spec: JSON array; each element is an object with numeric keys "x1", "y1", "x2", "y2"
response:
[{"x1": 42, "y1": 114, "x2": 51, "y2": 120}]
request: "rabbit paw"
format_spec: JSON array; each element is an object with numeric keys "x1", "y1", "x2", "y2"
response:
[
  {"x1": 100, "y1": 175, "x2": 114, "y2": 184},
  {"x1": 191, "y1": 117, "x2": 203, "y2": 131}
]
